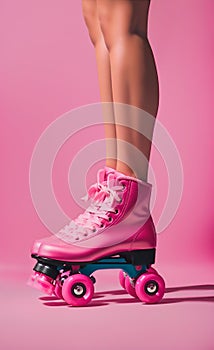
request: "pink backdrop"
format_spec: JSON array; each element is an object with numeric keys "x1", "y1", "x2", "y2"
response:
[
  {"x1": 1, "y1": 0, "x2": 213, "y2": 268},
  {"x1": 1, "y1": 1, "x2": 214, "y2": 350}
]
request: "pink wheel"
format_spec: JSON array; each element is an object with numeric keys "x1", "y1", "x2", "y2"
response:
[
  {"x1": 54, "y1": 272, "x2": 69, "y2": 299},
  {"x1": 54, "y1": 282, "x2": 63, "y2": 299},
  {"x1": 37, "y1": 274, "x2": 55, "y2": 295},
  {"x1": 28, "y1": 272, "x2": 55, "y2": 295},
  {"x1": 62, "y1": 274, "x2": 94, "y2": 306},
  {"x1": 135, "y1": 273, "x2": 165, "y2": 304},
  {"x1": 125, "y1": 277, "x2": 137, "y2": 298},
  {"x1": 119, "y1": 270, "x2": 127, "y2": 289}
]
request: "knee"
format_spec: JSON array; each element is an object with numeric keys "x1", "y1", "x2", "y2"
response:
[
  {"x1": 97, "y1": 8, "x2": 116, "y2": 51},
  {"x1": 82, "y1": 0, "x2": 100, "y2": 46},
  {"x1": 97, "y1": 1, "x2": 149, "y2": 51},
  {"x1": 98, "y1": 9, "x2": 141, "y2": 52}
]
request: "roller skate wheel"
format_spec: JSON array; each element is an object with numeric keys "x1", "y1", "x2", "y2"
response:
[
  {"x1": 54, "y1": 272, "x2": 69, "y2": 299},
  {"x1": 38, "y1": 274, "x2": 55, "y2": 295},
  {"x1": 135, "y1": 272, "x2": 165, "y2": 304},
  {"x1": 119, "y1": 270, "x2": 127, "y2": 289},
  {"x1": 28, "y1": 272, "x2": 55, "y2": 295},
  {"x1": 125, "y1": 277, "x2": 137, "y2": 298},
  {"x1": 54, "y1": 283, "x2": 63, "y2": 299},
  {"x1": 62, "y1": 274, "x2": 94, "y2": 306}
]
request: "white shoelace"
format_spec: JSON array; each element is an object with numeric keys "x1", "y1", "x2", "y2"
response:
[{"x1": 56, "y1": 175, "x2": 125, "y2": 242}]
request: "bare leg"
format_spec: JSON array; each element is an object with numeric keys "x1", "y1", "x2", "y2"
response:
[
  {"x1": 97, "y1": 0, "x2": 159, "y2": 180},
  {"x1": 82, "y1": 0, "x2": 117, "y2": 169}
]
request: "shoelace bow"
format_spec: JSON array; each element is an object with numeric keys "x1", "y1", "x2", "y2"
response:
[{"x1": 57, "y1": 174, "x2": 125, "y2": 240}]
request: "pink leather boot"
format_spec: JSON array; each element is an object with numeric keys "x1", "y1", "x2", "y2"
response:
[
  {"x1": 32, "y1": 167, "x2": 156, "y2": 262},
  {"x1": 29, "y1": 167, "x2": 164, "y2": 305}
]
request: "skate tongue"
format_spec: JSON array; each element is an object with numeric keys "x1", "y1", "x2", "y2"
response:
[
  {"x1": 105, "y1": 167, "x2": 128, "y2": 181},
  {"x1": 106, "y1": 172, "x2": 118, "y2": 186},
  {"x1": 97, "y1": 166, "x2": 116, "y2": 184},
  {"x1": 81, "y1": 167, "x2": 116, "y2": 202},
  {"x1": 93, "y1": 170, "x2": 122, "y2": 203},
  {"x1": 104, "y1": 166, "x2": 116, "y2": 175}
]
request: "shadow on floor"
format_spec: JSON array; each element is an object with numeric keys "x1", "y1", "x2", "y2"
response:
[
  {"x1": 39, "y1": 284, "x2": 214, "y2": 307},
  {"x1": 160, "y1": 295, "x2": 214, "y2": 304},
  {"x1": 165, "y1": 284, "x2": 214, "y2": 293}
]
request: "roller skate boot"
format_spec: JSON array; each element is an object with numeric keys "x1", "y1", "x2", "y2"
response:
[{"x1": 29, "y1": 167, "x2": 165, "y2": 306}]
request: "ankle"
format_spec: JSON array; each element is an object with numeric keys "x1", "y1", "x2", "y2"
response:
[
  {"x1": 116, "y1": 161, "x2": 136, "y2": 178},
  {"x1": 105, "y1": 159, "x2": 117, "y2": 170}
]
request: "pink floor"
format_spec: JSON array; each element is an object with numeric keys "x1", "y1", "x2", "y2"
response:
[{"x1": 1, "y1": 262, "x2": 214, "y2": 350}]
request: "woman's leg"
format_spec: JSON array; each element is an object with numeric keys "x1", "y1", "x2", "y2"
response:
[
  {"x1": 97, "y1": 0, "x2": 159, "y2": 181},
  {"x1": 81, "y1": 0, "x2": 117, "y2": 169}
]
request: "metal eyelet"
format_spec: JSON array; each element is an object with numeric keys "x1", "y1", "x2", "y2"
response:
[
  {"x1": 108, "y1": 216, "x2": 113, "y2": 222},
  {"x1": 121, "y1": 184, "x2": 126, "y2": 191},
  {"x1": 100, "y1": 223, "x2": 105, "y2": 228},
  {"x1": 114, "y1": 209, "x2": 119, "y2": 214}
]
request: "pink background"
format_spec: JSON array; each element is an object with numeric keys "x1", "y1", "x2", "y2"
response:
[{"x1": 1, "y1": 1, "x2": 214, "y2": 350}]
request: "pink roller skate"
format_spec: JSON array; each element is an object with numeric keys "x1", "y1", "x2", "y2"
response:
[{"x1": 29, "y1": 167, "x2": 165, "y2": 306}]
